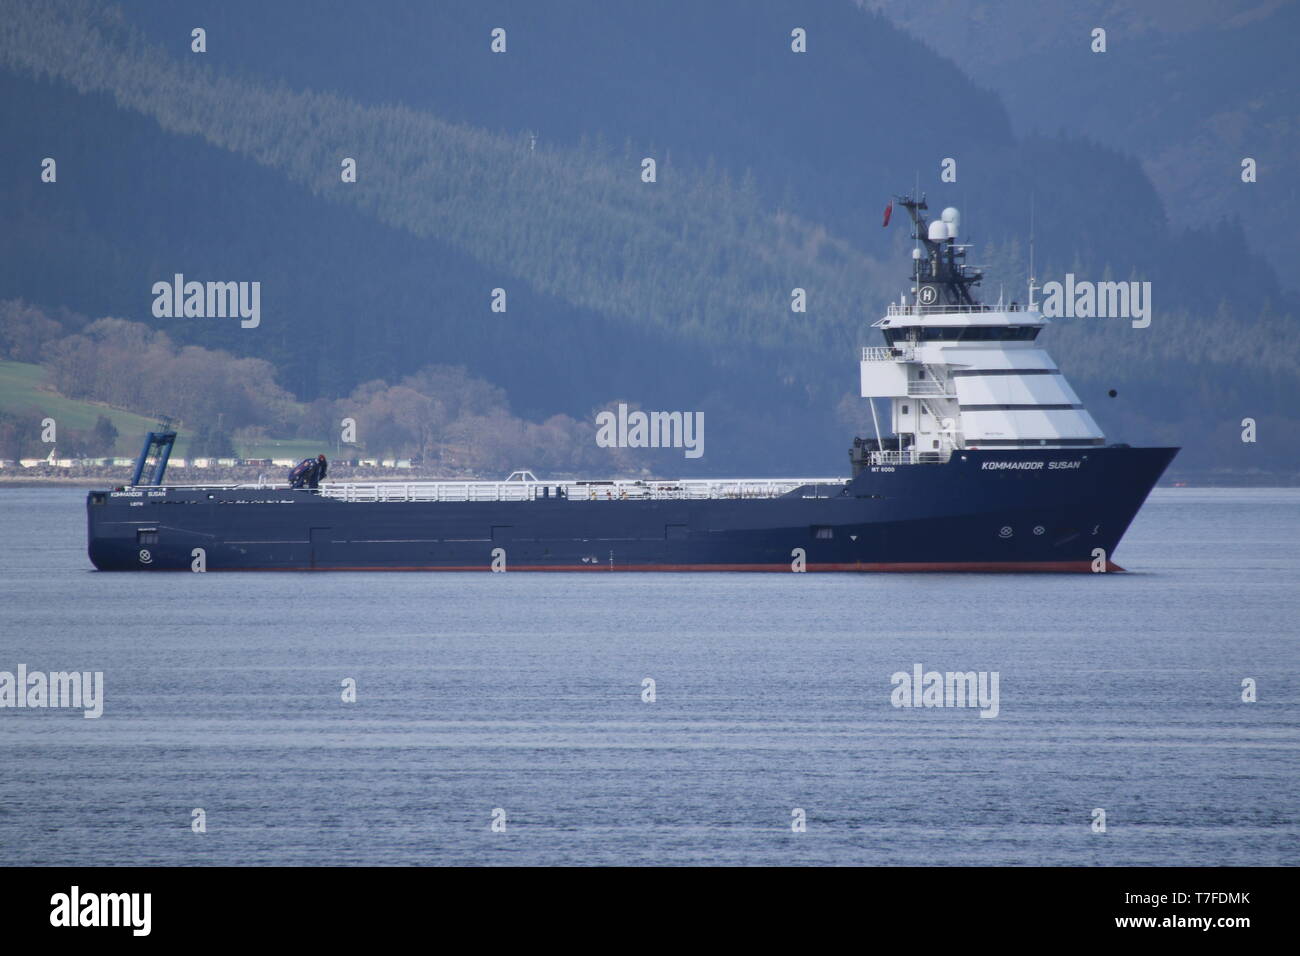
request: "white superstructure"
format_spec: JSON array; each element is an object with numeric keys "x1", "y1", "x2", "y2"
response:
[{"x1": 855, "y1": 199, "x2": 1105, "y2": 468}]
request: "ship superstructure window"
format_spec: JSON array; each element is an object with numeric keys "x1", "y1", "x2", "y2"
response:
[
  {"x1": 951, "y1": 368, "x2": 1059, "y2": 377},
  {"x1": 883, "y1": 326, "x2": 1040, "y2": 345},
  {"x1": 959, "y1": 404, "x2": 1082, "y2": 411},
  {"x1": 970, "y1": 438, "x2": 1106, "y2": 447}
]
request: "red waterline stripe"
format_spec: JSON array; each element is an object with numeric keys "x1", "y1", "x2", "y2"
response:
[{"x1": 213, "y1": 560, "x2": 1126, "y2": 573}]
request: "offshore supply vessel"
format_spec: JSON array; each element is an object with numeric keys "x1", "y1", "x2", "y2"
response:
[{"x1": 86, "y1": 199, "x2": 1177, "y2": 572}]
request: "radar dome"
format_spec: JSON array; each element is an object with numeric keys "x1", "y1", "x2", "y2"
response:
[
  {"x1": 940, "y1": 207, "x2": 960, "y2": 237},
  {"x1": 927, "y1": 221, "x2": 948, "y2": 242}
]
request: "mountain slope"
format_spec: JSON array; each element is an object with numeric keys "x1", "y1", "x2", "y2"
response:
[{"x1": 0, "y1": 0, "x2": 1294, "y2": 475}]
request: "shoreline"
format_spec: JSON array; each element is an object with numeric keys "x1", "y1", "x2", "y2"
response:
[{"x1": 2, "y1": 475, "x2": 1297, "y2": 489}]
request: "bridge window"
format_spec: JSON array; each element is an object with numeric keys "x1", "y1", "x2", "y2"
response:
[{"x1": 884, "y1": 326, "x2": 1041, "y2": 345}]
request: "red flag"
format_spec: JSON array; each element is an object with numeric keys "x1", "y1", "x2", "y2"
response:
[{"x1": 882, "y1": 201, "x2": 893, "y2": 227}]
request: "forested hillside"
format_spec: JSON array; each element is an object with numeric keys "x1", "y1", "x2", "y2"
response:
[
  {"x1": 0, "y1": 0, "x2": 1294, "y2": 477},
  {"x1": 866, "y1": 0, "x2": 1300, "y2": 288}
]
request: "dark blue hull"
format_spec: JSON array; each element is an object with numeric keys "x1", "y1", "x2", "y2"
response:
[{"x1": 86, "y1": 447, "x2": 1177, "y2": 572}]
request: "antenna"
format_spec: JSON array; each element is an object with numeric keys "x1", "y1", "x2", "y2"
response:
[
  {"x1": 1027, "y1": 194, "x2": 1037, "y2": 310},
  {"x1": 912, "y1": 172, "x2": 921, "y2": 293}
]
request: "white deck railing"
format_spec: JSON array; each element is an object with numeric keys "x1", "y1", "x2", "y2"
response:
[
  {"x1": 885, "y1": 303, "x2": 1032, "y2": 316},
  {"x1": 907, "y1": 380, "x2": 953, "y2": 397},
  {"x1": 866, "y1": 450, "x2": 951, "y2": 465},
  {"x1": 127, "y1": 477, "x2": 847, "y2": 500},
  {"x1": 861, "y1": 346, "x2": 915, "y2": 362},
  {"x1": 317, "y1": 477, "x2": 848, "y2": 503}
]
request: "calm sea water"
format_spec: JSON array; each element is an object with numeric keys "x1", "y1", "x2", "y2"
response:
[{"x1": 0, "y1": 486, "x2": 1295, "y2": 866}]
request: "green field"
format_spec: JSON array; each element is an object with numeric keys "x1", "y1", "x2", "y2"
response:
[{"x1": 0, "y1": 360, "x2": 323, "y2": 459}]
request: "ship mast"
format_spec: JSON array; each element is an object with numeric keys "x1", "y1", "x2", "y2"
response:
[{"x1": 896, "y1": 195, "x2": 983, "y2": 307}]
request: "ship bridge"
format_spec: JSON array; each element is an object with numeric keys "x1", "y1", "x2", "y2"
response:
[{"x1": 853, "y1": 199, "x2": 1105, "y2": 472}]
